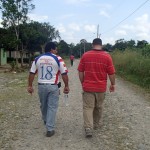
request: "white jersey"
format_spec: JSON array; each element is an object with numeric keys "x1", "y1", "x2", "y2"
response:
[{"x1": 30, "y1": 52, "x2": 68, "y2": 84}]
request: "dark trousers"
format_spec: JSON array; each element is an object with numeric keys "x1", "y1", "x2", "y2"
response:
[{"x1": 71, "y1": 60, "x2": 73, "y2": 66}]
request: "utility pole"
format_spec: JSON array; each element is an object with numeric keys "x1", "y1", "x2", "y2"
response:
[
  {"x1": 97, "y1": 24, "x2": 101, "y2": 38},
  {"x1": 97, "y1": 24, "x2": 99, "y2": 38}
]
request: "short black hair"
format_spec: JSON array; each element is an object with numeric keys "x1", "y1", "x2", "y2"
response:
[
  {"x1": 92, "y1": 38, "x2": 102, "y2": 45},
  {"x1": 45, "y1": 42, "x2": 57, "y2": 52}
]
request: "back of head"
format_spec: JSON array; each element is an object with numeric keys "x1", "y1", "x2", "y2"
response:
[
  {"x1": 45, "y1": 42, "x2": 56, "y2": 53},
  {"x1": 92, "y1": 38, "x2": 102, "y2": 46}
]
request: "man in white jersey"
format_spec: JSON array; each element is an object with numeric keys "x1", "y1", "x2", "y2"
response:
[{"x1": 27, "y1": 42, "x2": 69, "y2": 137}]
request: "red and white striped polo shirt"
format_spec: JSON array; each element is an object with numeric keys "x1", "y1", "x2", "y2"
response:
[{"x1": 78, "y1": 50, "x2": 115, "y2": 92}]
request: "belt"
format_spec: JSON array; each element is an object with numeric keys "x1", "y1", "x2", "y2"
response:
[{"x1": 38, "y1": 83, "x2": 56, "y2": 85}]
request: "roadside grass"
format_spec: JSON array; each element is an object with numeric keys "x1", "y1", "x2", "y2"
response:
[
  {"x1": 112, "y1": 50, "x2": 150, "y2": 91},
  {"x1": 0, "y1": 71, "x2": 32, "y2": 149}
]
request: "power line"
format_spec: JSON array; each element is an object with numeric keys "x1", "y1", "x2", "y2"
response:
[
  {"x1": 109, "y1": 0, "x2": 125, "y2": 16},
  {"x1": 101, "y1": 0, "x2": 150, "y2": 35}
]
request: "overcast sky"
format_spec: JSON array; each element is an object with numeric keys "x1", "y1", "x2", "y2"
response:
[{"x1": 1, "y1": 0, "x2": 150, "y2": 45}]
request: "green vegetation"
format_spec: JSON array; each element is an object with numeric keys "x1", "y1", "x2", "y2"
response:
[
  {"x1": 0, "y1": 0, "x2": 35, "y2": 67},
  {"x1": 112, "y1": 50, "x2": 150, "y2": 90}
]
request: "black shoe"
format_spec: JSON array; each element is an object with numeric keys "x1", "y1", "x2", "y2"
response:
[{"x1": 46, "y1": 130, "x2": 55, "y2": 137}]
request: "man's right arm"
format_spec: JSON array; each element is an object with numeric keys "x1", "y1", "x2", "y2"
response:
[
  {"x1": 27, "y1": 60, "x2": 37, "y2": 94},
  {"x1": 27, "y1": 73, "x2": 35, "y2": 94}
]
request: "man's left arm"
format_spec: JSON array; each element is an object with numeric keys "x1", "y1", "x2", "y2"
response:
[
  {"x1": 108, "y1": 74, "x2": 115, "y2": 92},
  {"x1": 58, "y1": 57, "x2": 70, "y2": 94},
  {"x1": 61, "y1": 74, "x2": 69, "y2": 94}
]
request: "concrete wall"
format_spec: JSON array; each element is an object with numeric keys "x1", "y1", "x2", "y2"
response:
[{"x1": 7, "y1": 51, "x2": 29, "y2": 58}]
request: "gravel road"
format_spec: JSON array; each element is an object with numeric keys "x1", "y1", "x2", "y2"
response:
[{"x1": 0, "y1": 59, "x2": 150, "y2": 150}]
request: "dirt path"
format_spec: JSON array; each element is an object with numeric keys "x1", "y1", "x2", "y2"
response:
[{"x1": 0, "y1": 60, "x2": 150, "y2": 150}]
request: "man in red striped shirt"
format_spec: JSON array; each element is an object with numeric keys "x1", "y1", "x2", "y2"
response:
[{"x1": 78, "y1": 38, "x2": 115, "y2": 138}]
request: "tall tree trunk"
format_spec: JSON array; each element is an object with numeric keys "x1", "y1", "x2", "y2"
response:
[
  {"x1": 16, "y1": 45, "x2": 19, "y2": 68},
  {"x1": 15, "y1": 29, "x2": 19, "y2": 68},
  {"x1": 20, "y1": 51, "x2": 23, "y2": 67},
  {"x1": 28, "y1": 53, "x2": 33, "y2": 67},
  {"x1": 20, "y1": 43, "x2": 24, "y2": 67}
]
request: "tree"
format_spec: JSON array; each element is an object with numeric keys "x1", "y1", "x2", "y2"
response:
[
  {"x1": 0, "y1": 0, "x2": 35, "y2": 66},
  {"x1": 0, "y1": 28, "x2": 13, "y2": 49},
  {"x1": 31, "y1": 22, "x2": 60, "y2": 53},
  {"x1": 137, "y1": 40, "x2": 148, "y2": 48},
  {"x1": 113, "y1": 39, "x2": 127, "y2": 51},
  {"x1": 19, "y1": 21, "x2": 61, "y2": 65},
  {"x1": 103, "y1": 43, "x2": 113, "y2": 52},
  {"x1": 19, "y1": 21, "x2": 60, "y2": 52},
  {"x1": 58, "y1": 40, "x2": 69, "y2": 56},
  {"x1": 127, "y1": 39, "x2": 135, "y2": 48},
  {"x1": 0, "y1": 27, "x2": 17, "y2": 58},
  {"x1": 72, "y1": 43, "x2": 80, "y2": 58}
]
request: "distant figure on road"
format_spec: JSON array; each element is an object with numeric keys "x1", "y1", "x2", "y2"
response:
[
  {"x1": 78, "y1": 38, "x2": 116, "y2": 138},
  {"x1": 70, "y1": 54, "x2": 75, "y2": 66},
  {"x1": 27, "y1": 42, "x2": 69, "y2": 137}
]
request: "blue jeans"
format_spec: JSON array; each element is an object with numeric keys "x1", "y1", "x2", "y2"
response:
[{"x1": 38, "y1": 84, "x2": 59, "y2": 131}]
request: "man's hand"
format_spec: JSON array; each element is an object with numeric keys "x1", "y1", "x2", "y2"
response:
[
  {"x1": 27, "y1": 86, "x2": 34, "y2": 94},
  {"x1": 109, "y1": 85, "x2": 115, "y2": 92},
  {"x1": 63, "y1": 86, "x2": 70, "y2": 94}
]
